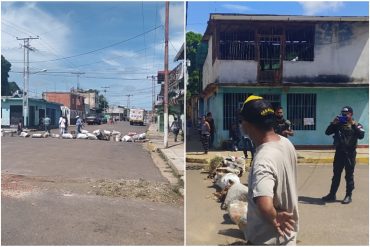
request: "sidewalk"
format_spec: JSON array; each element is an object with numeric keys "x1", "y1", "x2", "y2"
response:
[
  {"x1": 186, "y1": 128, "x2": 369, "y2": 165},
  {"x1": 147, "y1": 123, "x2": 184, "y2": 176}
]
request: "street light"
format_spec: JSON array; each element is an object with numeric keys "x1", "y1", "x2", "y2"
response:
[{"x1": 23, "y1": 69, "x2": 47, "y2": 128}]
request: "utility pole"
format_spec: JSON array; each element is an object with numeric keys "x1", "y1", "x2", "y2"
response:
[
  {"x1": 125, "y1": 94, "x2": 133, "y2": 109},
  {"x1": 164, "y1": 1, "x2": 169, "y2": 148},
  {"x1": 17, "y1": 36, "x2": 39, "y2": 127},
  {"x1": 147, "y1": 75, "x2": 157, "y2": 123},
  {"x1": 101, "y1": 86, "x2": 110, "y2": 114},
  {"x1": 71, "y1": 72, "x2": 85, "y2": 90}
]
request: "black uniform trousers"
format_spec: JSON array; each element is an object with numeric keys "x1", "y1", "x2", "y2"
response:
[{"x1": 330, "y1": 149, "x2": 357, "y2": 196}]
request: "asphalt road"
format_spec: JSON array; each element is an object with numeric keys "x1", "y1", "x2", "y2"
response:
[
  {"x1": 186, "y1": 164, "x2": 369, "y2": 245},
  {"x1": 2, "y1": 122, "x2": 163, "y2": 181},
  {"x1": 2, "y1": 121, "x2": 184, "y2": 245}
]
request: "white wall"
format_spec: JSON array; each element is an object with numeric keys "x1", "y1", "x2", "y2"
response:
[
  {"x1": 202, "y1": 37, "x2": 214, "y2": 89},
  {"x1": 283, "y1": 22, "x2": 369, "y2": 82},
  {"x1": 215, "y1": 60, "x2": 258, "y2": 83}
]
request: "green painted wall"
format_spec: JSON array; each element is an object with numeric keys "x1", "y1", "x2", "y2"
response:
[
  {"x1": 1, "y1": 98, "x2": 62, "y2": 127},
  {"x1": 205, "y1": 86, "x2": 369, "y2": 147}
]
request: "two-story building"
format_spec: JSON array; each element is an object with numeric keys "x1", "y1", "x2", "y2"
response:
[
  {"x1": 73, "y1": 89, "x2": 99, "y2": 116},
  {"x1": 42, "y1": 92, "x2": 85, "y2": 125},
  {"x1": 200, "y1": 14, "x2": 369, "y2": 148}
]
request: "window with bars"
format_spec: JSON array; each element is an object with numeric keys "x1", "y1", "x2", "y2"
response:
[
  {"x1": 219, "y1": 31, "x2": 256, "y2": 60},
  {"x1": 223, "y1": 93, "x2": 282, "y2": 130},
  {"x1": 223, "y1": 93, "x2": 252, "y2": 130},
  {"x1": 285, "y1": 26, "x2": 315, "y2": 61},
  {"x1": 287, "y1": 93, "x2": 316, "y2": 130},
  {"x1": 260, "y1": 94, "x2": 281, "y2": 110}
]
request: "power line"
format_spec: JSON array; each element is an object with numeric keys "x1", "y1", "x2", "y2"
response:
[
  {"x1": 2, "y1": 19, "x2": 81, "y2": 71},
  {"x1": 72, "y1": 41, "x2": 165, "y2": 68},
  {"x1": 169, "y1": 40, "x2": 179, "y2": 54},
  {"x1": 10, "y1": 25, "x2": 163, "y2": 64},
  {"x1": 9, "y1": 71, "x2": 148, "y2": 81}
]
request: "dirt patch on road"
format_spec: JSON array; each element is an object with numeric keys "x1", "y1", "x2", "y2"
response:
[
  {"x1": 2, "y1": 174, "x2": 182, "y2": 205},
  {"x1": 2, "y1": 174, "x2": 38, "y2": 199},
  {"x1": 93, "y1": 179, "x2": 181, "y2": 205}
]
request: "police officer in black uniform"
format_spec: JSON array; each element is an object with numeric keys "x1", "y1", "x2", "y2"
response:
[
  {"x1": 322, "y1": 106, "x2": 365, "y2": 204},
  {"x1": 274, "y1": 106, "x2": 294, "y2": 138}
]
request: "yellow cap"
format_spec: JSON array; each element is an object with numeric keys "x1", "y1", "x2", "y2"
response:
[{"x1": 244, "y1": 95, "x2": 263, "y2": 104}]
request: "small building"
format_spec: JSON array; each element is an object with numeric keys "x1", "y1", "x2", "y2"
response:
[
  {"x1": 73, "y1": 89, "x2": 99, "y2": 115},
  {"x1": 42, "y1": 92, "x2": 85, "y2": 124},
  {"x1": 105, "y1": 106, "x2": 127, "y2": 121},
  {"x1": 199, "y1": 14, "x2": 369, "y2": 148},
  {"x1": 1, "y1": 97, "x2": 62, "y2": 128}
]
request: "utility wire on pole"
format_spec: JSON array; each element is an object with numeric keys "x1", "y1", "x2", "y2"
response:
[
  {"x1": 16, "y1": 36, "x2": 39, "y2": 127},
  {"x1": 125, "y1": 94, "x2": 133, "y2": 109},
  {"x1": 164, "y1": 1, "x2": 169, "y2": 148},
  {"x1": 101, "y1": 86, "x2": 110, "y2": 114},
  {"x1": 147, "y1": 75, "x2": 157, "y2": 123},
  {"x1": 71, "y1": 72, "x2": 85, "y2": 90}
]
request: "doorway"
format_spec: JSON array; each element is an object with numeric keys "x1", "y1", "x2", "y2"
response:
[{"x1": 257, "y1": 35, "x2": 283, "y2": 83}]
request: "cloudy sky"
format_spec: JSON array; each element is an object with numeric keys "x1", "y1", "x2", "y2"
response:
[
  {"x1": 2, "y1": 1, "x2": 184, "y2": 110},
  {"x1": 187, "y1": 1, "x2": 369, "y2": 34}
]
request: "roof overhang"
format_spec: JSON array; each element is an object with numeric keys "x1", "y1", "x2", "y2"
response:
[
  {"x1": 174, "y1": 43, "x2": 184, "y2": 62},
  {"x1": 203, "y1": 14, "x2": 369, "y2": 41}
]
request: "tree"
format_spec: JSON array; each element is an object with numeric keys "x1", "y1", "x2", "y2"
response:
[
  {"x1": 1, "y1": 55, "x2": 11, "y2": 96},
  {"x1": 186, "y1": 32, "x2": 203, "y2": 98},
  {"x1": 8, "y1": 81, "x2": 21, "y2": 95},
  {"x1": 98, "y1": 94, "x2": 108, "y2": 112}
]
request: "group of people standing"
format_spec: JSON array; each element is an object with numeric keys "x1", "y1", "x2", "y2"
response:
[
  {"x1": 59, "y1": 115, "x2": 84, "y2": 135},
  {"x1": 200, "y1": 107, "x2": 294, "y2": 159}
]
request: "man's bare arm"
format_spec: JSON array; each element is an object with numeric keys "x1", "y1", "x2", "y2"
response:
[{"x1": 255, "y1": 196, "x2": 295, "y2": 237}]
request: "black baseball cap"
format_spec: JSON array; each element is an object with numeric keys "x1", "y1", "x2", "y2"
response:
[
  {"x1": 342, "y1": 106, "x2": 353, "y2": 114},
  {"x1": 240, "y1": 95, "x2": 275, "y2": 129}
]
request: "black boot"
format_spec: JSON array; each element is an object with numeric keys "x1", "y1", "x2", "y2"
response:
[
  {"x1": 342, "y1": 194, "x2": 352, "y2": 204},
  {"x1": 322, "y1": 193, "x2": 336, "y2": 202}
]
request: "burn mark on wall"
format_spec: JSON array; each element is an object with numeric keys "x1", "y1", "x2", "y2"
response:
[{"x1": 284, "y1": 74, "x2": 366, "y2": 83}]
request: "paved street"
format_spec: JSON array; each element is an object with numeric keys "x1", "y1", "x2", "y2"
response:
[
  {"x1": 2, "y1": 121, "x2": 184, "y2": 245},
  {"x1": 186, "y1": 164, "x2": 369, "y2": 245}
]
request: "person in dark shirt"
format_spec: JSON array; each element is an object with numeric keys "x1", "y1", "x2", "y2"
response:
[
  {"x1": 274, "y1": 106, "x2": 294, "y2": 138},
  {"x1": 322, "y1": 106, "x2": 365, "y2": 204},
  {"x1": 17, "y1": 120, "x2": 23, "y2": 135},
  {"x1": 229, "y1": 122, "x2": 240, "y2": 151},
  {"x1": 206, "y1": 112, "x2": 216, "y2": 148}
]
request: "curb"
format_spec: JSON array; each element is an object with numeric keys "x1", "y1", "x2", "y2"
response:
[
  {"x1": 298, "y1": 157, "x2": 368, "y2": 164},
  {"x1": 186, "y1": 157, "x2": 369, "y2": 165},
  {"x1": 158, "y1": 148, "x2": 184, "y2": 176}
]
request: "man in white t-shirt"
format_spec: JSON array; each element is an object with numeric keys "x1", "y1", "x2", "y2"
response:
[
  {"x1": 239, "y1": 95, "x2": 299, "y2": 245},
  {"x1": 59, "y1": 116, "x2": 66, "y2": 135}
]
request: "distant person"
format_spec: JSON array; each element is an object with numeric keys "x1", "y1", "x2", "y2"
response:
[
  {"x1": 17, "y1": 120, "x2": 23, "y2": 135},
  {"x1": 322, "y1": 106, "x2": 365, "y2": 204},
  {"x1": 76, "y1": 116, "x2": 84, "y2": 134},
  {"x1": 64, "y1": 116, "x2": 68, "y2": 133},
  {"x1": 206, "y1": 112, "x2": 216, "y2": 148},
  {"x1": 229, "y1": 122, "x2": 240, "y2": 151},
  {"x1": 239, "y1": 95, "x2": 299, "y2": 245},
  {"x1": 59, "y1": 116, "x2": 66, "y2": 135},
  {"x1": 170, "y1": 117, "x2": 181, "y2": 142},
  {"x1": 186, "y1": 117, "x2": 192, "y2": 141},
  {"x1": 274, "y1": 106, "x2": 294, "y2": 138},
  {"x1": 240, "y1": 129, "x2": 256, "y2": 161},
  {"x1": 200, "y1": 116, "x2": 211, "y2": 154},
  {"x1": 44, "y1": 116, "x2": 51, "y2": 133}
]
